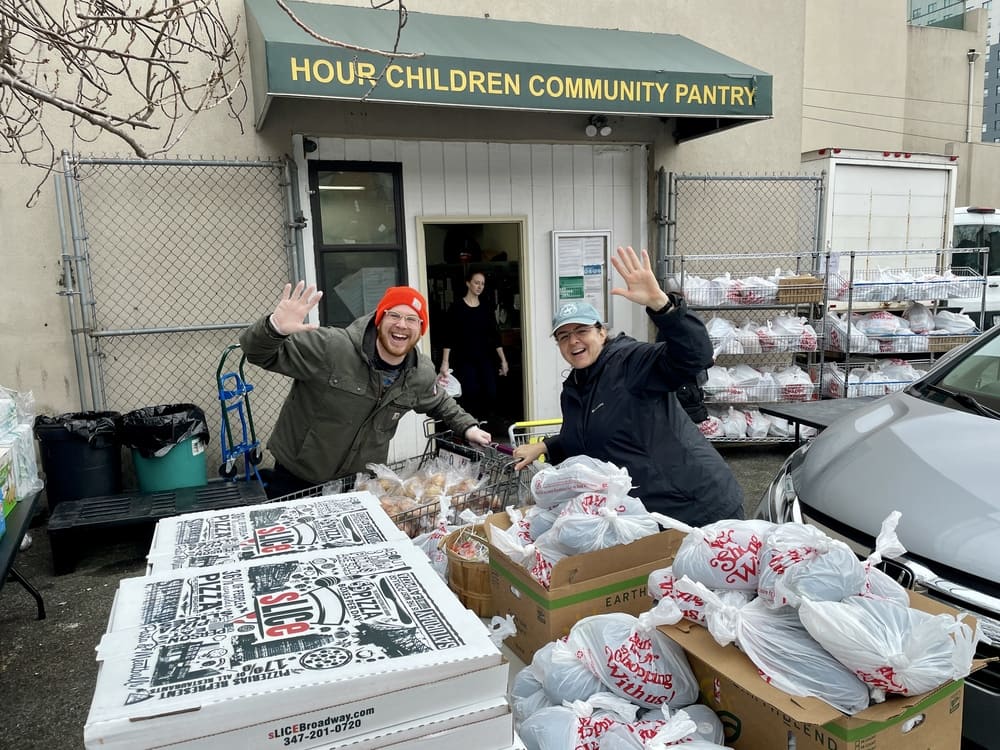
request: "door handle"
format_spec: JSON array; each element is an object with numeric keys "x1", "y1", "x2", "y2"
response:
[{"x1": 988, "y1": 283, "x2": 999, "y2": 288}]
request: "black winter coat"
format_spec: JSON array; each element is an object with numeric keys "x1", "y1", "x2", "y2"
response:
[{"x1": 545, "y1": 300, "x2": 744, "y2": 526}]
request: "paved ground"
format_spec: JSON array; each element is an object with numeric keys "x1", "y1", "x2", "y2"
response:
[{"x1": 0, "y1": 443, "x2": 792, "y2": 750}]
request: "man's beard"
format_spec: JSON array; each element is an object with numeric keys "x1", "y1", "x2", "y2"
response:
[{"x1": 376, "y1": 326, "x2": 417, "y2": 361}]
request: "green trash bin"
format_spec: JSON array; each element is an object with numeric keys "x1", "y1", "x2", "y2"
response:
[{"x1": 122, "y1": 404, "x2": 209, "y2": 493}]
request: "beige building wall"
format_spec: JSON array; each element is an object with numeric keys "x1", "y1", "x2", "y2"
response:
[{"x1": 3, "y1": 0, "x2": 995, "y2": 419}]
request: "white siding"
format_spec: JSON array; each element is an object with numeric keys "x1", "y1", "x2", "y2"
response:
[{"x1": 301, "y1": 138, "x2": 646, "y2": 459}]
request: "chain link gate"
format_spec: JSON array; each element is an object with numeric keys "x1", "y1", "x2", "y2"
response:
[
  {"x1": 664, "y1": 173, "x2": 826, "y2": 443},
  {"x1": 55, "y1": 154, "x2": 303, "y2": 482}
]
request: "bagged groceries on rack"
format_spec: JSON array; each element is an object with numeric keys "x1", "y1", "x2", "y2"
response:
[
  {"x1": 706, "y1": 314, "x2": 818, "y2": 357},
  {"x1": 819, "y1": 359, "x2": 929, "y2": 399},
  {"x1": 825, "y1": 309, "x2": 979, "y2": 354},
  {"x1": 828, "y1": 266, "x2": 982, "y2": 302},
  {"x1": 702, "y1": 405, "x2": 818, "y2": 440},
  {"x1": 683, "y1": 268, "x2": 822, "y2": 307},
  {"x1": 704, "y1": 363, "x2": 816, "y2": 403}
]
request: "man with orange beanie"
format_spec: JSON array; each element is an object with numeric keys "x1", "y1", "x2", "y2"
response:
[{"x1": 240, "y1": 281, "x2": 491, "y2": 498}]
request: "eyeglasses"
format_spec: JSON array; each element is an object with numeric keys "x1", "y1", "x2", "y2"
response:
[
  {"x1": 383, "y1": 310, "x2": 422, "y2": 328},
  {"x1": 554, "y1": 325, "x2": 597, "y2": 344}
]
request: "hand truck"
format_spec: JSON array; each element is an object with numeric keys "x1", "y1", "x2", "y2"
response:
[{"x1": 216, "y1": 344, "x2": 265, "y2": 488}]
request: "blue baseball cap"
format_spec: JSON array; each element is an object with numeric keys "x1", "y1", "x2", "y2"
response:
[{"x1": 551, "y1": 301, "x2": 603, "y2": 335}]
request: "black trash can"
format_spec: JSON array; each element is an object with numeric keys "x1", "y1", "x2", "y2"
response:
[
  {"x1": 33, "y1": 411, "x2": 122, "y2": 510},
  {"x1": 121, "y1": 404, "x2": 209, "y2": 492}
]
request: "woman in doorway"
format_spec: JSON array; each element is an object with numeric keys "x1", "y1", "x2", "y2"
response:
[
  {"x1": 512, "y1": 246, "x2": 744, "y2": 527},
  {"x1": 439, "y1": 269, "x2": 509, "y2": 434}
]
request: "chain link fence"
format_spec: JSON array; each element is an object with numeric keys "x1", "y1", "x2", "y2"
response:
[
  {"x1": 58, "y1": 155, "x2": 298, "y2": 481},
  {"x1": 665, "y1": 174, "x2": 826, "y2": 443},
  {"x1": 666, "y1": 173, "x2": 823, "y2": 277}
]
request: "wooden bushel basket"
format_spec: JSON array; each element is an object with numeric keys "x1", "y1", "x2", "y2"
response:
[{"x1": 440, "y1": 524, "x2": 494, "y2": 617}]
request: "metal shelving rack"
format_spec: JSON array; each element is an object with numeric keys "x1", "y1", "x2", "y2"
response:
[
  {"x1": 676, "y1": 252, "x2": 827, "y2": 444},
  {"x1": 820, "y1": 248, "x2": 989, "y2": 398}
]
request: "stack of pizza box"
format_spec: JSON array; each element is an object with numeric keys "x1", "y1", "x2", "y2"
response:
[{"x1": 84, "y1": 491, "x2": 519, "y2": 750}]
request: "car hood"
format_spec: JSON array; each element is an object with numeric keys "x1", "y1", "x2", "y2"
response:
[{"x1": 793, "y1": 391, "x2": 1000, "y2": 582}]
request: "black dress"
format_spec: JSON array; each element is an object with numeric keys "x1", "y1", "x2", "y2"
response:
[{"x1": 441, "y1": 299, "x2": 502, "y2": 425}]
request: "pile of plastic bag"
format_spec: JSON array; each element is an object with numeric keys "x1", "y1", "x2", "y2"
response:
[
  {"x1": 825, "y1": 308, "x2": 978, "y2": 354},
  {"x1": 703, "y1": 364, "x2": 815, "y2": 403},
  {"x1": 698, "y1": 405, "x2": 818, "y2": 441},
  {"x1": 644, "y1": 511, "x2": 979, "y2": 714},
  {"x1": 514, "y1": 611, "x2": 728, "y2": 750},
  {"x1": 828, "y1": 267, "x2": 982, "y2": 302},
  {"x1": 705, "y1": 315, "x2": 818, "y2": 357},
  {"x1": 0, "y1": 386, "x2": 44, "y2": 510},
  {"x1": 488, "y1": 457, "x2": 663, "y2": 589},
  {"x1": 682, "y1": 269, "x2": 813, "y2": 307},
  {"x1": 819, "y1": 360, "x2": 928, "y2": 399}
]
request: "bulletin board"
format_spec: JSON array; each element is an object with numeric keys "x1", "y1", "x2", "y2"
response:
[{"x1": 551, "y1": 230, "x2": 613, "y2": 326}]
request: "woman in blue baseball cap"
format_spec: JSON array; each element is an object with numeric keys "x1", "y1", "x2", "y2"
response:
[{"x1": 513, "y1": 246, "x2": 744, "y2": 526}]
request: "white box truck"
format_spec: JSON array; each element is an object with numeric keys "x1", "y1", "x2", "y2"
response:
[
  {"x1": 800, "y1": 146, "x2": 958, "y2": 259},
  {"x1": 798, "y1": 148, "x2": 1000, "y2": 326}
]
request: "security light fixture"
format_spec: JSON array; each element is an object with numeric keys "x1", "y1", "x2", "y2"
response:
[{"x1": 585, "y1": 115, "x2": 612, "y2": 137}]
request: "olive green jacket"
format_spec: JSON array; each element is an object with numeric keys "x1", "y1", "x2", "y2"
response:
[{"x1": 239, "y1": 314, "x2": 478, "y2": 484}]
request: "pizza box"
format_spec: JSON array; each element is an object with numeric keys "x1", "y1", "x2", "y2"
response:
[
  {"x1": 317, "y1": 697, "x2": 512, "y2": 750},
  {"x1": 145, "y1": 491, "x2": 407, "y2": 573},
  {"x1": 86, "y1": 543, "x2": 506, "y2": 749}
]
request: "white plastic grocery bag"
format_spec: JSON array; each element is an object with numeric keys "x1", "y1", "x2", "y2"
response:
[
  {"x1": 799, "y1": 595, "x2": 978, "y2": 702},
  {"x1": 518, "y1": 692, "x2": 637, "y2": 750},
  {"x1": 530, "y1": 456, "x2": 634, "y2": 509},
  {"x1": 657, "y1": 516, "x2": 775, "y2": 591},
  {"x1": 510, "y1": 662, "x2": 554, "y2": 724},
  {"x1": 756, "y1": 523, "x2": 867, "y2": 608},
  {"x1": 704, "y1": 597, "x2": 871, "y2": 715},
  {"x1": 568, "y1": 612, "x2": 699, "y2": 709},
  {"x1": 532, "y1": 637, "x2": 606, "y2": 705}
]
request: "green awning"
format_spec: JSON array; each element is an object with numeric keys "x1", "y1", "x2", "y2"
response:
[{"x1": 245, "y1": 0, "x2": 772, "y2": 139}]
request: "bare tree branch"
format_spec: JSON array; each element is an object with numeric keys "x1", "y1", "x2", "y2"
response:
[{"x1": 0, "y1": 0, "x2": 414, "y2": 205}]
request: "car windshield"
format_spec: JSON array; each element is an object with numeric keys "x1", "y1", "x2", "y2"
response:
[{"x1": 921, "y1": 330, "x2": 1000, "y2": 415}]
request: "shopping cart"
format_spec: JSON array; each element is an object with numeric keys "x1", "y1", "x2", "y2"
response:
[
  {"x1": 504, "y1": 418, "x2": 562, "y2": 503},
  {"x1": 215, "y1": 344, "x2": 264, "y2": 489},
  {"x1": 507, "y1": 418, "x2": 562, "y2": 456},
  {"x1": 268, "y1": 421, "x2": 520, "y2": 538}
]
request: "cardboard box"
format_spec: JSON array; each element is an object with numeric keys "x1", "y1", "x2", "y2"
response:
[
  {"x1": 484, "y1": 512, "x2": 683, "y2": 663},
  {"x1": 145, "y1": 491, "x2": 408, "y2": 574},
  {"x1": 88, "y1": 543, "x2": 507, "y2": 749},
  {"x1": 660, "y1": 592, "x2": 974, "y2": 750},
  {"x1": 777, "y1": 275, "x2": 824, "y2": 304},
  {"x1": 0, "y1": 445, "x2": 16, "y2": 517}
]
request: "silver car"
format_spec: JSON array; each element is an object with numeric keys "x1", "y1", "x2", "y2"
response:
[{"x1": 754, "y1": 325, "x2": 1000, "y2": 749}]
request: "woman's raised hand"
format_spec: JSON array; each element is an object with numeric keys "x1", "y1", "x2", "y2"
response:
[
  {"x1": 610, "y1": 246, "x2": 670, "y2": 311},
  {"x1": 271, "y1": 281, "x2": 323, "y2": 335}
]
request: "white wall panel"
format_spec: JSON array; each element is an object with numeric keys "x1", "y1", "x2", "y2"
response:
[
  {"x1": 417, "y1": 141, "x2": 447, "y2": 215},
  {"x1": 442, "y1": 143, "x2": 470, "y2": 214},
  {"x1": 488, "y1": 143, "x2": 513, "y2": 216},
  {"x1": 465, "y1": 142, "x2": 491, "y2": 215}
]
